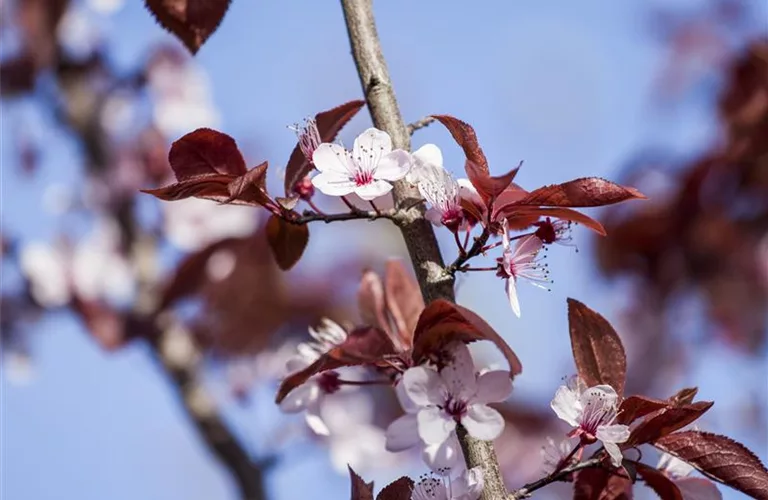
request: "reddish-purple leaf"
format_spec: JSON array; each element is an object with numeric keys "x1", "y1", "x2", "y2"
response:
[
  {"x1": 431, "y1": 115, "x2": 489, "y2": 174},
  {"x1": 668, "y1": 387, "x2": 699, "y2": 406},
  {"x1": 411, "y1": 300, "x2": 522, "y2": 376},
  {"x1": 617, "y1": 395, "x2": 671, "y2": 425},
  {"x1": 349, "y1": 466, "x2": 375, "y2": 500},
  {"x1": 625, "y1": 402, "x2": 714, "y2": 447},
  {"x1": 145, "y1": 0, "x2": 231, "y2": 54},
  {"x1": 226, "y1": 161, "x2": 272, "y2": 206},
  {"x1": 358, "y1": 269, "x2": 389, "y2": 332},
  {"x1": 169, "y1": 128, "x2": 246, "y2": 178},
  {"x1": 383, "y1": 259, "x2": 424, "y2": 348},
  {"x1": 465, "y1": 160, "x2": 521, "y2": 207},
  {"x1": 275, "y1": 326, "x2": 397, "y2": 403},
  {"x1": 284, "y1": 100, "x2": 365, "y2": 194},
  {"x1": 567, "y1": 298, "x2": 627, "y2": 397},
  {"x1": 141, "y1": 175, "x2": 233, "y2": 202},
  {"x1": 265, "y1": 215, "x2": 309, "y2": 271},
  {"x1": 574, "y1": 467, "x2": 634, "y2": 500},
  {"x1": 654, "y1": 431, "x2": 768, "y2": 500},
  {"x1": 376, "y1": 477, "x2": 414, "y2": 500},
  {"x1": 508, "y1": 178, "x2": 645, "y2": 208},
  {"x1": 494, "y1": 206, "x2": 607, "y2": 236},
  {"x1": 635, "y1": 463, "x2": 683, "y2": 500}
]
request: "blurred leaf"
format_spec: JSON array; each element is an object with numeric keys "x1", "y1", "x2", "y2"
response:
[
  {"x1": 635, "y1": 463, "x2": 683, "y2": 500},
  {"x1": 574, "y1": 467, "x2": 634, "y2": 500},
  {"x1": 265, "y1": 215, "x2": 309, "y2": 270},
  {"x1": 145, "y1": 0, "x2": 231, "y2": 54}
]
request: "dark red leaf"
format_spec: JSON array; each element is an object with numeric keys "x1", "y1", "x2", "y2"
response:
[
  {"x1": 145, "y1": 0, "x2": 231, "y2": 54},
  {"x1": 411, "y1": 300, "x2": 522, "y2": 376},
  {"x1": 226, "y1": 162, "x2": 272, "y2": 206},
  {"x1": 376, "y1": 477, "x2": 414, "y2": 500},
  {"x1": 169, "y1": 128, "x2": 246, "y2": 178},
  {"x1": 141, "y1": 175, "x2": 232, "y2": 202},
  {"x1": 635, "y1": 463, "x2": 683, "y2": 500},
  {"x1": 275, "y1": 326, "x2": 397, "y2": 403},
  {"x1": 668, "y1": 387, "x2": 699, "y2": 406},
  {"x1": 431, "y1": 115, "x2": 489, "y2": 174},
  {"x1": 349, "y1": 466, "x2": 375, "y2": 500},
  {"x1": 574, "y1": 467, "x2": 634, "y2": 500},
  {"x1": 507, "y1": 178, "x2": 645, "y2": 208},
  {"x1": 495, "y1": 206, "x2": 607, "y2": 236},
  {"x1": 624, "y1": 402, "x2": 714, "y2": 447},
  {"x1": 383, "y1": 259, "x2": 424, "y2": 347},
  {"x1": 358, "y1": 269, "x2": 389, "y2": 332},
  {"x1": 567, "y1": 298, "x2": 627, "y2": 397},
  {"x1": 265, "y1": 215, "x2": 309, "y2": 271},
  {"x1": 465, "y1": 160, "x2": 521, "y2": 206},
  {"x1": 284, "y1": 100, "x2": 365, "y2": 194},
  {"x1": 654, "y1": 431, "x2": 768, "y2": 500},
  {"x1": 617, "y1": 396, "x2": 671, "y2": 425}
]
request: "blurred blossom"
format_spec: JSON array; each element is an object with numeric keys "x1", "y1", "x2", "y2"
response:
[
  {"x1": 657, "y1": 452, "x2": 722, "y2": 500},
  {"x1": 2, "y1": 351, "x2": 36, "y2": 386},
  {"x1": 321, "y1": 392, "x2": 401, "y2": 475},
  {"x1": 206, "y1": 249, "x2": 237, "y2": 282},
  {"x1": 42, "y1": 183, "x2": 76, "y2": 215},
  {"x1": 163, "y1": 198, "x2": 258, "y2": 251},
  {"x1": 100, "y1": 91, "x2": 138, "y2": 137},
  {"x1": 19, "y1": 242, "x2": 70, "y2": 307},
  {"x1": 148, "y1": 54, "x2": 220, "y2": 137},
  {"x1": 540, "y1": 437, "x2": 576, "y2": 474},
  {"x1": 87, "y1": 0, "x2": 125, "y2": 14},
  {"x1": 56, "y1": 6, "x2": 102, "y2": 59}
]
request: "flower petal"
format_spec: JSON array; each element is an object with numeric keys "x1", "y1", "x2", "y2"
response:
[
  {"x1": 596, "y1": 424, "x2": 630, "y2": 444},
  {"x1": 473, "y1": 370, "x2": 513, "y2": 405},
  {"x1": 354, "y1": 179, "x2": 393, "y2": 200},
  {"x1": 311, "y1": 171, "x2": 356, "y2": 197},
  {"x1": 580, "y1": 384, "x2": 619, "y2": 411},
  {"x1": 461, "y1": 404, "x2": 505, "y2": 441},
  {"x1": 395, "y1": 378, "x2": 420, "y2": 413},
  {"x1": 425, "y1": 207, "x2": 445, "y2": 227},
  {"x1": 602, "y1": 441, "x2": 624, "y2": 468},
  {"x1": 413, "y1": 143, "x2": 444, "y2": 169},
  {"x1": 375, "y1": 149, "x2": 412, "y2": 181},
  {"x1": 506, "y1": 277, "x2": 521, "y2": 318},
  {"x1": 312, "y1": 143, "x2": 354, "y2": 175},
  {"x1": 452, "y1": 467, "x2": 484, "y2": 500},
  {"x1": 354, "y1": 127, "x2": 393, "y2": 158},
  {"x1": 550, "y1": 385, "x2": 582, "y2": 427},
  {"x1": 658, "y1": 452, "x2": 695, "y2": 477},
  {"x1": 440, "y1": 342, "x2": 477, "y2": 401},
  {"x1": 385, "y1": 413, "x2": 420, "y2": 452},
  {"x1": 417, "y1": 406, "x2": 456, "y2": 444},
  {"x1": 279, "y1": 382, "x2": 319, "y2": 413},
  {"x1": 304, "y1": 401, "x2": 330, "y2": 436},
  {"x1": 422, "y1": 433, "x2": 463, "y2": 472},
  {"x1": 402, "y1": 366, "x2": 445, "y2": 406}
]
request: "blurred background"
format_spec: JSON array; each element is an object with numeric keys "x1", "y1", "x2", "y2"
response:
[{"x1": 1, "y1": 1, "x2": 766, "y2": 499}]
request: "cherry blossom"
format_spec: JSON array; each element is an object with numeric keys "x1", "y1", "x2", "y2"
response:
[
  {"x1": 385, "y1": 342, "x2": 512, "y2": 470},
  {"x1": 163, "y1": 197, "x2": 258, "y2": 251},
  {"x1": 289, "y1": 118, "x2": 322, "y2": 164},
  {"x1": 658, "y1": 453, "x2": 723, "y2": 500},
  {"x1": 540, "y1": 437, "x2": 578, "y2": 474},
  {"x1": 550, "y1": 377, "x2": 629, "y2": 467},
  {"x1": 412, "y1": 467, "x2": 484, "y2": 500},
  {"x1": 496, "y1": 222, "x2": 549, "y2": 317},
  {"x1": 311, "y1": 128, "x2": 412, "y2": 200},
  {"x1": 279, "y1": 319, "x2": 348, "y2": 436},
  {"x1": 407, "y1": 144, "x2": 467, "y2": 232},
  {"x1": 533, "y1": 217, "x2": 574, "y2": 247}
]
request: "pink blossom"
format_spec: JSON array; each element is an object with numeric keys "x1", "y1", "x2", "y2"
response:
[
  {"x1": 311, "y1": 128, "x2": 412, "y2": 200},
  {"x1": 658, "y1": 453, "x2": 722, "y2": 500},
  {"x1": 408, "y1": 144, "x2": 467, "y2": 232},
  {"x1": 279, "y1": 319, "x2": 348, "y2": 436},
  {"x1": 550, "y1": 377, "x2": 629, "y2": 467},
  {"x1": 533, "y1": 217, "x2": 574, "y2": 247},
  {"x1": 496, "y1": 222, "x2": 549, "y2": 317},
  {"x1": 412, "y1": 467, "x2": 484, "y2": 500},
  {"x1": 540, "y1": 437, "x2": 578, "y2": 474},
  {"x1": 289, "y1": 118, "x2": 322, "y2": 163},
  {"x1": 385, "y1": 342, "x2": 512, "y2": 470}
]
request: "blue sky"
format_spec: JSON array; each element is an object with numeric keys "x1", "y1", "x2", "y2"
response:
[{"x1": 2, "y1": 1, "x2": 766, "y2": 499}]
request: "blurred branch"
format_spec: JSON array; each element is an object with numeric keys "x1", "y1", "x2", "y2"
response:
[
  {"x1": 132, "y1": 236, "x2": 268, "y2": 500},
  {"x1": 407, "y1": 116, "x2": 436, "y2": 135},
  {"x1": 509, "y1": 458, "x2": 603, "y2": 499},
  {"x1": 339, "y1": 1, "x2": 506, "y2": 499}
]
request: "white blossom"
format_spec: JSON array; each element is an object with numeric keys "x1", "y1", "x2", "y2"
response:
[
  {"x1": 412, "y1": 467, "x2": 484, "y2": 500},
  {"x1": 497, "y1": 222, "x2": 549, "y2": 317}
]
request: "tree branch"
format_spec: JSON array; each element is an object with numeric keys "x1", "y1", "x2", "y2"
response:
[
  {"x1": 509, "y1": 458, "x2": 603, "y2": 499},
  {"x1": 290, "y1": 208, "x2": 395, "y2": 224},
  {"x1": 407, "y1": 116, "x2": 436, "y2": 135},
  {"x1": 339, "y1": 1, "x2": 507, "y2": 498}
]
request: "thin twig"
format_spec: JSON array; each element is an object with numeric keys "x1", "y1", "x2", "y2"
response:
[
  {"x1": 291, "y1": 209, "x2": 395, "y2": 224},
  {"x1": 407, "y1": 116, "x2": 436, "y2": 135},
  {"x1": 509, "y1": 458, "x2": 603, "y2": 499},
  {"x1": 447, "y1": 229, "x2": 491, "y2": 275}
]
